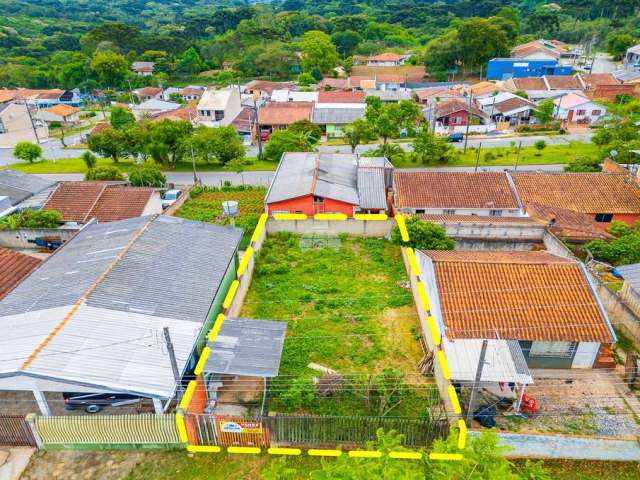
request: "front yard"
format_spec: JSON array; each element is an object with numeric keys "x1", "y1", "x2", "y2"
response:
[{"x1": 239, "y1": 233, "x2": 439, "y2": 417}]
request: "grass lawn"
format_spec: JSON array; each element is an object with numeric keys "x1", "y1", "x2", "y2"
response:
[
  {"x1": 5, "y1": 157, "x2": 268, "y2": 174},
  {"x1": 20, "y1": 449, "x2": 640, "y2": 480},
  {"x1": 173, "y1": 185, "x2": 266, "y2": 249},
  {"x1": 239, "y1": 233, "x2": 437, "y2": 417}
]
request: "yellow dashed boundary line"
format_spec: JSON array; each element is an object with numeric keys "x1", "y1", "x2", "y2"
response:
[{"x1": 179, "y1": 213, "x2": 468, "y2": 459}]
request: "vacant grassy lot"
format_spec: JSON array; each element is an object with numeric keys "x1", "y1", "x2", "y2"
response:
[
  {"x1": 239, "y1": 233, "x2": 436, "y2": 416},
  {"x1": 20, "y1": 449, "x2": 640, "y2": 480},
  {"x1": 173, "y1": 185, "x2": 266, "y2": 249}
]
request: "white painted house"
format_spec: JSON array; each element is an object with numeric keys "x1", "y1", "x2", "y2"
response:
[{"x1": 553, "y1": 93, "x2": 607, "y2": 124}]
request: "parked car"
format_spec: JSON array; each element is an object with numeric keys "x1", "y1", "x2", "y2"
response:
[
  {"x1": 260, "y1": 129, "x2": 271, "y2": 141},
  {"x1": 448, "y1": 132, "x2": 464, "y2": 142},
  {"x1": 63, "y1": 392, "x2": 141, "y2": 413},
  {"x1": 161, "y1": 189, "x2": 181, "y2": 209}
]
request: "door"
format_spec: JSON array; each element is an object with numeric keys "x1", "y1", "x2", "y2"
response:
[
  {"x1": 572, "y1": 342, "x2": 600, "y2": 369},
  {"x1": 567, "y1": 109, "x2": 574, "y2": 123}
]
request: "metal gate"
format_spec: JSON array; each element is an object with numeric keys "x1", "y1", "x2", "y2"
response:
[
  {"x1": 187, "y1": 414, "x2": 270, "y2": 447},
  {"x1": 0, "y1": 415, "x2": 36, "y2": 446}
]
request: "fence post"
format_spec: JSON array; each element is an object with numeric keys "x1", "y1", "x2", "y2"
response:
[{"x1": 25, "y1": 413, "x2": 43, "y2": 449}]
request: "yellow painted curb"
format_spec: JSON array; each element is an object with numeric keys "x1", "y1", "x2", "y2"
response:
[
  {"x1": 314, "y1": 213, "x2": 347, "y2": 221},
  {"x1": 251, "y1": 214, "x2": 268, "y2": 243},
  {"x1": 208, "y1": 314, "x2": 225, "y2": 342},
  {"x1": 175, "y1": 412, "x2": 188, "y2": 443},
  {"x1": 457, "y1": 419, "x2": 467, "y2": 450},
  {"x1": 222, "y1": 280, "x2": 239, "y2": 309},
  {"x1": 427, "y1": 315, "x2": 441, "y2": 346},
  {"x1": 353, "y1": 213, "x2": 388, "y2": 221},
  {"x1": 348, "y1": 450, "x2": 382, "y2": 458},
  {"x1": 228, "y1": 446, "x2": 261, "y2": 454},
  {"x1": 448, "y1": 385, "x2": 462, "y2": 414},
  {"x1": 437, "y1": 350, "x2": 450, "y2": 380},
  {"x1": 268, "y1": 447, "x2": 302, "y2": 455},
  {"x1": 406, "y1": 247, "x2": 420, "y2": 276},
  {"x1": 194, "y1": 347, "x2": 211, "y2": 375},
  {"x1": 429, "y1": 453, "x2": 463, "y2": 461},
  {"x1": 273, "y1": 213, "x2": 307, "y2": 221},
  {"x1": 178, "y1": 380, "x2": 196, "y2": 410},
  {"x1": 187, "y1": 445, "x2": 221, "y2": 453},
  {"x1": 416, "y1": 281, "x2": 430, "y2": 311},
  {"x1": 389, "y1": 451, "x2": 423, "y2": 460},
  {"x1": 308, "y1": 449, "x2": 342, "y2": 457},
  {"x1": 395, "y1": 214, "x2": 410, "y2": 242},
  {"x1": 237, "y1": 246, "x2": 254, "y2": 277}
]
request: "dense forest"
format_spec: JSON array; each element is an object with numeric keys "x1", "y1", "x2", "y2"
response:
[{"x1": 0, "y1": 0, "x2": 638, "y2": 90}]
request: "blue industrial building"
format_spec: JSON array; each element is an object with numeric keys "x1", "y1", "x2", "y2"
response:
[{"x1": 487, "y1": 58, "x2": 573, "y2": 80}]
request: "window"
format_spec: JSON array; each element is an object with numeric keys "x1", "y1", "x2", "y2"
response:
[
  {"x1": 0, "y1": 119, "x2": 6, "y2": 134},
  {"x1": 576, "y1": 109, "x2": 586, "y2": 116},
  {"x1": 214, "y1": 110, "x2": 224, "y2": 121},
  {"x1": 443, "y1": 209, "x2": 456, "y2": 215},
  {"x1": 489, "y1": 210, "x2": 502, "y2": 217},
  {"x1": 594, "y1": 213, "x2": 613, "y2": 223},
  {"x1": 591, "y1": 109, "x2": 601, "y2": 116},
  {"x1": 450, "y1": 116, "x2": 460, "y2": 125},
  {"x1": 415, "y1": 209, "x2": 425, "y2": 214},
  {"x1": 313, "y1": 196, "x2": 324, "y2": 203},
  {"x1": 530, "y1": 341, "x2": 577, "y2": 358}
]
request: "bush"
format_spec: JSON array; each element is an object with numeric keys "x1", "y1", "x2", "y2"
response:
[
  {"x1": 0, "y1": 209, "x2": 61, "y2": 230},
  {"x1": 564, "y1": 156, "x2": 600, "y2": 172},
  {"x1": 128, "y1": 163, "x2": 166, "y2": 187},
  {"x1": 484, "y1": 151, "x2": 495, "y2": 162},
  {"x1": 84, "y1": 165, "x2": 125, "y2": 181},
  {"x1": 390, "y1": 216, "x2": 455, "y2": 250},
  {"x1": 81, "y1": 151, "x2": 97, "y2": 170},
  {"x1": 534, "y1": 139, "x2": 547, "y2": 150}
]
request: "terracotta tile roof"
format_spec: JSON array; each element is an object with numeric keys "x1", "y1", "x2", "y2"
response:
[
  {"x1": 421, "y1": 214, "x2": 535, "y2": 225},
  {"x1": 511, "y1": 172, "x2": 640, "y2": 214},
  {"x1": 586, "y1": 84, "x2": 638, "y2": 102},
  {"x1": 493, "y1": 96, "x2": 535, "y2": 114},
  {"x1": 511, "y1": 40, "x2": 562, "y2": 59},
  {"x1": 470, "y1": 81, "x2": 500, "y2": 96},
  {"x1": 545, "y1": 75, "x2": 582, "y2": 90},
  {"x1": 350, "y1": 65, "x2": 426, "y2": 82},
  {"x1": 0, "y1": 90, "x2": 20, "y2": 103},
  {"x1": 0, "y1": 248, "x2": 41, "y2": 300},
  {"x1": 317, "y1": 91, "x2": 365, "y2": 103},
  {"x1": 257, "y1": 102, "x2": 313, "y2": 126},
  {"x1": 349, "y1": 76, "x2": 375, "y2": 89},
  {"x1": 180, "y1": 87, "x2": 204, "y2": 96},
  {"x1": 43, "y1": 182, "x2": 155, "y2": 223},
  {"x1": 394, "y1": 171, "x2": 519, "y2": 209},
  {"x1": 512, "y1": 77, "x2": 547, "y2": 91},
  {"x1": 414, "y1": 87, "x2": 463, "y2": 102},
  {"x1": 245, "y1": 80, "x2": 296, "y2": 95},
  {"x1": 230, "y1": 107, "x2": 253, "y2": 132},
  {"x1": 90, "y1": 122, "x2": 111, "y2": 136},
  {"x1": 37, "y1": 89, "x2": 65, "y2": 100},
  {"x1": 317, "y1": 78, "x2": 349, "y2": 90},
  {"x1": 45, "y1": 104, "x2": 80, "y2": 117},
  {"x1": 423, "y1": 249, "x2": 613, "y2": 343},
  {"x1": 434, "y1": 98, "x2": 485, "y2": 119},
  {"x1": 526, "y1": 202, "x2": 613, "y2": 241},
  {"x1": 579, "y1": 73, "x2": 619, "y2": 90},
  {"x1": 151, "y1": 104, "x2": 197, "y2": 122},
  {"x1": 368, "y1": 53, "x2": 403, "y2": 62},
  {"x1": 136, "y1": 87, "x2": 162, "y2": 97}
]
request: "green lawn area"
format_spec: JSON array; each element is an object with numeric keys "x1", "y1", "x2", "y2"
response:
[
  {"x1": 173, "y1": 185, "x2": 266, "y2": 249},
  {"x1": 5, "y1": 156, "x2": 268, "y2": 174},
  {"x1": 240, "y1": 233, "x2": 437, "y2": 417}
]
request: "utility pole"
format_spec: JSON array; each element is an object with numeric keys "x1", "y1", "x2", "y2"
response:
[
  {"x1": 474, "y1": 142, "x2": 482, "y2": 172},
  {"x1": 463, "y1": 92, "x2": 473, "y2": 153},
  {"x1": 466, "y1": 339, "x2": 488, "y2": 427},
  {"x1": 188, "y1": 111, "x2": 199, "y2": 185},
  {"x1": 24, "y1": 102, "x2": 41, "y2": 144},
  {"x1": 514, "y1": 141, "x2": 522, "y2": 171},
  {"x1": 252, "y1": 97, "x2": 263, "y2": 159},
  {"x1": 163, "y1": 327, "x2": 183, "y2": 402}
]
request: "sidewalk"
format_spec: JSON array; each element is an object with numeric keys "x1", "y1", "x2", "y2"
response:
[
  {"x1": 0, "y1": 447, "x2": 35, "y2": 480},
  {"x1": 472, "y1": 431, "x2": 640, "y2": 461}
]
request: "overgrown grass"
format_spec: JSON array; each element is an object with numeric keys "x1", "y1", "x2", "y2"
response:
[
  {"x1": 240, "y1": 233, "x2": 436, "y2": 417},
  {"x1": 173, "y1": 185, "x2": 266, "y2": 249},
  {"x1": 6, "y1": 156, "x2": 266, "y2": 174}
]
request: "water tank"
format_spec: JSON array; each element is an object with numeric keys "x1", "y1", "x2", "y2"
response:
[{"x1": 222, "y1": 200, "x2": 239, "y2": 216}]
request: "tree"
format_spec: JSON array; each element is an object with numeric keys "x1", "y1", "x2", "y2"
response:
[
  {"x1": 263, "y1": 129, "x2": 318, "y2": 162},
  {"x1": 90, "y1": 51, "x2": 128, "y2": 87},
  {"x1": 606, "y1": 33, "x2": 634, "y2": 61},
  {"x1": 128, "y1": 163, "x2": 166, "y2": 187},
  {"x1": 298, "y1": 30, "x2": 338, "y2": 74},
  {"x1": 375, "y1": 109, "x2": 400, "y2": 144},
  {"x1": 457, "y1": 18, "x2": 510, "y2": 70},
  {"x1": 147, "y1": 119, "x2": 193, "y2": 167},
  {"x1": 534, "y1": 139, "x2": 546, "y2": 151},
  {"x1": 13, "y1": 142, "x2": 42, "y2": 163},
  {"x1": 287, "y1": 120, "x2": 322, "y2": 144},
  {"x1": 534, "y1": 99, "x2": 555, "y2": 126},
  {"x1": 188, "y1": 126, "x2": 245, "y2": 165},
  {"x1": 298, "y1": 72, "x2": 315, "y2": 87},
  {"x1": 331, "y1": 30, "x2": 362, "y2": 56},
  {"x1": 84, "y1": 165, "x2": 124, "y2": 181},
  {"x1": 396, "y1": 100, "x2": 422, "y2": 135},
  {"x1": 177, "y1": 47, "x2": 205, "y2": 75},
  {"x1": 0, "y1": 209, "x2": 61, "y2": 230},
  {"x1": 526, "y1": 5, "x2": 560, "y2": 38},
  {"x1": 343, "y1": 119, "x2": 375, "y2": 153},
  {"x1": 81, "y1": 151, "x2": 97, "y2": 170},
  {"x1": 391, "y1": 216, "x2": 455, "y2": 250},
  {"x1": 88, "y1": 127, "x2": 127, "y2": 163},
  {"x1": 564, "y1": 156, "x2": 601, "y2": 172},
  {"x1": 109, "y1": 106, "x2": 136, "y2": 130},
  {"x1": 412, "y1": 127, "x2": 458, "y2": 164}
]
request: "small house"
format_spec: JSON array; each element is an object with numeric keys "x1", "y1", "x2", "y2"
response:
[
  {"x1": 257, "y1": 102, "x2": 313, "y2": 132},
  {"x1": 37, "y1": 104, "x2": 81, "y2": 125},
  {"x1": 312, "y1": 103, "x2": 366, "y2": 138},
  {"x1": 624, "y1": 44, "x2": 640, "y2": 69},
  {"x1": 134, "y1": 87, "x2": 163, "y2": 101},
  {"x1": 197, "y1": 88, "x2": 243, "y2": 127},
  {"x1": 131, "y1": 61, "x2": 155, "y2": 76},
  {"x1": 366, "y1": 53, "x2": 406, "y2": 67},
  {"x1": 552, "y1": 93, "x2": 606, "y2": 124},
  {"x1": 0, "y1": 102, "x2": 48, "y2": 148}
]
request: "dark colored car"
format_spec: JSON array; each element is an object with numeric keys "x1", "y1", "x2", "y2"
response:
[
  {"x1": 63, "y1": 392, "x2": 141, "y2": 413},
  {"x1": 259, "y1": 129, "x2": 271, "y2": 141},
  {"x1": 448, "y1": 133, "x2": 464, "y2": 142}
]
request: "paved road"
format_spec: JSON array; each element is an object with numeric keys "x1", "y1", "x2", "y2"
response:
[
  {"x1": 590, "y1": 53, "x2": 620, "y2": 74},
  {"x1": 35, "y1": 163, "x2": 565, "y2": 186}
]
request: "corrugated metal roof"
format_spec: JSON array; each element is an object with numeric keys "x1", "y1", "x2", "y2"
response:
[
  {"x1": 312, "y1": 106, "x2": 365, "y2": 124},
  {"x1": 617, "y1": 263, "x2": 640, "y2": 293},
  {"x1": 357, "y1": 167, "x2": 387, "y2": 210},
  {"x1": 0, "y1": 170, "x2": 56, "y2": 205},
  {"x1": 0, "y1": 215, "x2": 243, "y2": 397},
  {"x1": 205, "y1": 318, "x2": 287, "y2": 377}
]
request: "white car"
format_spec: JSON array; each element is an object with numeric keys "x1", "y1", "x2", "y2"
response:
[{"x1": 161, "y1": 189, "x2": 181, "y2": 209}]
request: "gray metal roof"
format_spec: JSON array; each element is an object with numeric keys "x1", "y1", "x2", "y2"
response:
[
  {"x1": 357, "y1": 167, "x2": 387, "y2": 210},
  {"x1": 0, "y1": 215, "x2": 243, "y2": 397},
  {"x1": 265, "y1": 153, "x2": 360, "y2": 205},
  {"x1": 617, "y1": 263, "x2": 640, "y2": 293},
  {"x1": 205, "y1": 318, "x2": 287, "y2": 377},
  {"x1": 365, "y1": 89, "x2": 413, "y2": 102},
  {"x1": 0, "y1": 170, "x2": 56, "y2": 205},
  {"x1": 312, "y1": 106, "x2": 365, "y2": 125}
]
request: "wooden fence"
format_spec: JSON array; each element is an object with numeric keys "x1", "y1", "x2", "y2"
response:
[
  {"x1": 0, "y1": 415, "x2": 36, "y2": 446},
  {"x1": 185, "y1": 413, "x2": 448, "y2": 449},
  {"x1": 35, "y1": 414, "x2": 181, "y2": 449}
]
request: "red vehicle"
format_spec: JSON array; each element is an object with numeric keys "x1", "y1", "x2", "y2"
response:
[{"x1": 260, "y1": 130, "x2": 271, "y2": 141}]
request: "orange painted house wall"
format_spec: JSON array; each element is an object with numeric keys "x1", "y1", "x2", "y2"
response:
[
  {"x1": 267, "y1": 195, "x2": 357, "y2": 216},
  {"x1": 612, "y1": 214, "x2": 640, "y2": 225}
]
